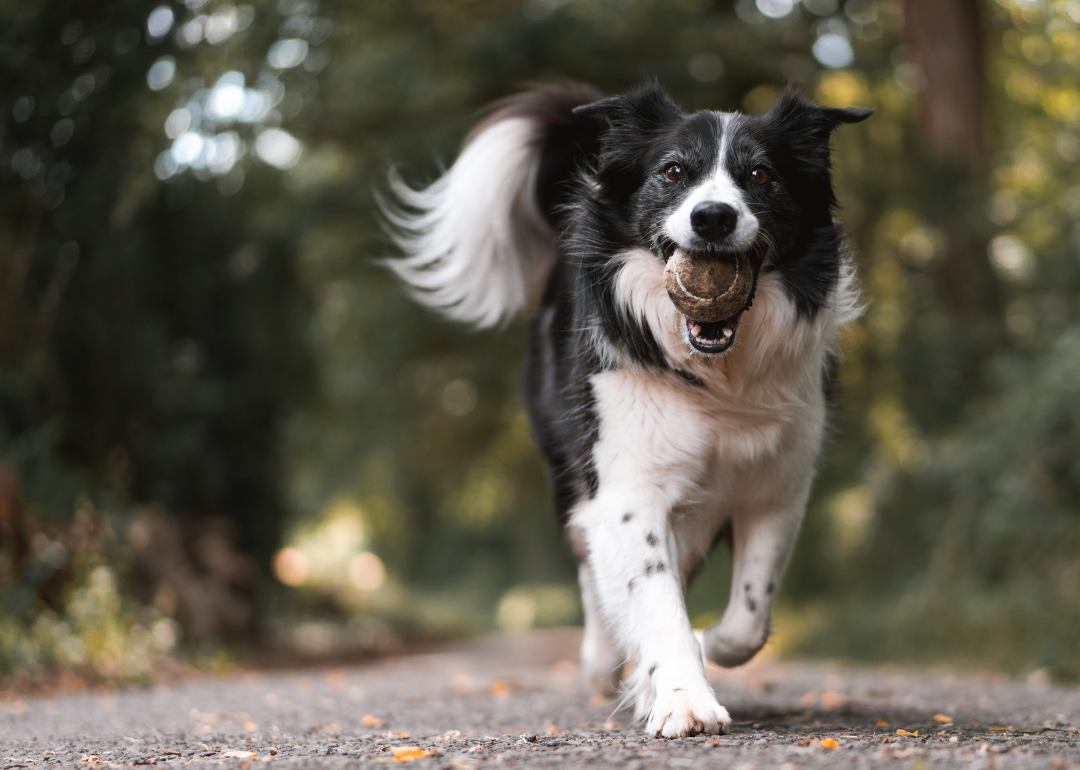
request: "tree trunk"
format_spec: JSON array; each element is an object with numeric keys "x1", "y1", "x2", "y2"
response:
[{"x1": 903, "y1": 0, "x2": 987, "y2": 172}]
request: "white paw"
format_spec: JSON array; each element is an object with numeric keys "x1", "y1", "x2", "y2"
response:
[
  {"x1": 646, "y1": 686, "x2": 731, "y2": 738},
  {"x1": 703, "y1": 619, "x2": 768, "y2": 668}
]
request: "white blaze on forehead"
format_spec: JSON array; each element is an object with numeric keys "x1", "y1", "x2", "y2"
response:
[{"x1": 664, "y1": 114, "x2": 760, "y2": 251}]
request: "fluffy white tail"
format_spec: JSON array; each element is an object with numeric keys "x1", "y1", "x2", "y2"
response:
[{"x1": 381, "y1": 117, "x2": 557, "y2": 329}]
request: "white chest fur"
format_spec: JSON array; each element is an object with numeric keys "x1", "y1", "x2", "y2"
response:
[{"x1": 608, "y1": 248, "x2": 855, "y2": 476}]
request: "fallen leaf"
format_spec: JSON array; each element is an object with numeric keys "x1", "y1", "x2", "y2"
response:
[
  {"x1": 490, "y1": 681, "x2": 510, "y2": 698},
  {"x1": 876, "y1": 720, "x2": 889, "y2": 727},
  {"x1": 989, "y1": 726, "x2": 1013, "y2": 732},
  {"x1": 451, "y1": 673, "x2": 475, "y2": 695},
  {"x1": 819, "y1": 738, "x2": 840, "y2": 750},
  {"x1": 801, "y1": 692, "x2": 818, "y2": 707},
  {"x1": 705, "y1": 739, "x2": 720, "y2": 746},
  {"x1": 895, "y1": 729, "x2": 918, "y2": 737},
  {"x1": 363, "y1": 715, "x2": 388, "y2": 728},
  {"x1": 220, "y1": 751, "x2": 257, "y2": 759},
  {"x1": 821, "y1": 691, "x2": 848, "y2": 710},
  {"x1": 603, "y1": 721, "x2": 622, "y2": 729},
  {"x1": 326, "y1": 670, "x2": 345, "y2": 690},
  {"x1": 588, "y1": 694, "x2": 606, "y2": 707},
  {"x1": 437, "y1": 731, "x2": 461, "y2": 740},
  {"x1": 545, "y1": 725, "x2": 559, "y2": 734},
  {"x1": 395, "y1": 732, "x2": 411, "y2": 738},
  {"x1": 932, "y1": 714, "x2": 953, "y2": 724},
  {"x1": 390, "y1": 746, "x2": 430, "y2": 762},
  {"x1": 244, "y1": 722, "x2": 257, "y2": 731}
]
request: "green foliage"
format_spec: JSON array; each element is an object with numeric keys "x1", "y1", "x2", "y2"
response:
[
  {"x1": 0, "y1": 0, "x2": 314, "y2": 562},
  {"x1": 3, "y1": 0, "x2": 1080, "y2": 681},
  {"x1": 0, "y1": 504, "x2": 179, "y2": 683}
]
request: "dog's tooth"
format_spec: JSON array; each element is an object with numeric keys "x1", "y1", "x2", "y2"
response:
[
  {"x1": 722, "y1": 327, "x2": 733, "y2": 338},
  {"x1": 691, "y1": 325, "x2": 702, "y2": 337}
]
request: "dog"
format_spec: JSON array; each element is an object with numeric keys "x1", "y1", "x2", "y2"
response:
[{"x1": 382, "y1": 82, "x2": 870, "y2": 737}]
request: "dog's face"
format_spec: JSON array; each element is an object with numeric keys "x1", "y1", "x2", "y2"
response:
[{"x1": 576, "y1": 87, "x2": 870, "y2": 356}]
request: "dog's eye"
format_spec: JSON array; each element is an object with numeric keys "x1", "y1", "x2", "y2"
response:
[
  {"x1": 750, "y1": 167, "x2": 769, "y2": 185},
  {"x1": 664, "y1": 163, "x2": 684, "y2": 182}
]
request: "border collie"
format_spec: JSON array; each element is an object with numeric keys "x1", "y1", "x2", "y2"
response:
[{"x1": 383, "y1": 82, "x2": 870, "y2": 737}]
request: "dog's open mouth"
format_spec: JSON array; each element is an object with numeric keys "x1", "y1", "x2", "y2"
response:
[
  {"x1": 686, "y1": 315, "x2": 739, "y2": 354},
  {"x1": 660, "y1": 239, "x2": 755, "y2": 356}
]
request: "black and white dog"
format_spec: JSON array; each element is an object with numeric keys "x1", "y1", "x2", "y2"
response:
[{"x1": 383, "y1": 83, "x2": 870, "y2": 737}]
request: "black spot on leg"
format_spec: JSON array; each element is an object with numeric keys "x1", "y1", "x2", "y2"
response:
[
  {"x1": 645, "y1": 532, "x2": 658, "y2": 547},
  {"x1": 744, "y1": 582, "x2": 751, "y2": 593},
  {"x1": 642, "y1": 561, "x2": 666, "y2": 576},
  {"x1": 746, "y1": 596, "x2": 757, "y2": 612},
  {"x1": 673, "y1": 688, "x2": 682, "y2": 692},
  {"x1": 622, "y1": 512, "x2": 634, "y2": 523},
  {"x1": 766, "y1": 581, "x2": 775, "y2": 595},
  {"x1": 648, "y1": 665, "x2": 657, "y2": 677}
]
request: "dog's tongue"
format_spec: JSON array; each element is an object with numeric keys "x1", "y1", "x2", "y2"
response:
[{"x1": 663, "y1": 249, "x2": 754, "y2": 323}]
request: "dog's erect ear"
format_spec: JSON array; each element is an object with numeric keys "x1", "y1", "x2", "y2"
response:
[
  {"x1": 763, "y1": 85, "x2": 872, "y2": 144},
  {"x1": 573, "y1": 83, "x2": 682, "y2": 138},
  {"x1": 758, "y1": 86, "x2": 871, "y2": 221},
  {"x1": 571, "y1": 84, "x2": 682, "y2": 200}
]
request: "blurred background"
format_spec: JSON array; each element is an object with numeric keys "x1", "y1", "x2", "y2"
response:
[{"x1": 2, "y1": 0, "x2": 1079, "y2": 690}]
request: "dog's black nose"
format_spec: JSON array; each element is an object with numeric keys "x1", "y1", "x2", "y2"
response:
[{"x1": 690, "y1": 202, "x2": 738, "y2": 243}]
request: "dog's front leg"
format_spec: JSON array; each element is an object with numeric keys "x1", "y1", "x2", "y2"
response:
[
  {"x1": 703, "y1": 503, "x2": 804, "y2": 667},
  {"x1": 572, "y1": 371, "x2": 730, "y2": 737},
  {"x1": 578, "y1": 494, "x2": 730, "y2": 737}
]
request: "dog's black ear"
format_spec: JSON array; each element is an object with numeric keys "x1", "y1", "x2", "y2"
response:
[
  {"x1": 763, "y1": 86, "x2": 872, "y2": 143},
  {"x1": 760, "y1": 86, "x2": 870, "y2": 222},
  {"x1": 572, "y1": 83, "x2": 682, "y2": 138},
  {"x1": 572, "y1": 84, "x2": 682, "y2": 201}
]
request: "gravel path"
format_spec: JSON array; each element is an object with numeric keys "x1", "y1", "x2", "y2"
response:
[{"x1": 3, "y1": 629, "x2": 1079, "y2": 769}]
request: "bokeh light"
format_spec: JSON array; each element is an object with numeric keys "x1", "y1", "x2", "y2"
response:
[
  {"x1": 756, "y1": 0, "x2": 794, "y2": 18},
  {"x1": 147, "y1": 6, "x2": 175, "y2": 39},
  {"x1": 255, "y1": 128, "x2": 301, "y2": 169},
  {"x1": 267, "y1": 38, "x2": 309, "y2": 69},
  {"x1": 687, "y1": 52, "x2": 724, "y2": 83},
  {"x1": 813, "y1": 34, "x2": 855, "y2": 68},
  {"x1": 146, "y1": 56, "x2": 176, "y2": 91},
  {"x1": 347, "y1": 552, "x2": 385, "y2": 591},
  {"x1": 273, "y1": 547, "x2": 309, "y2": 587}
]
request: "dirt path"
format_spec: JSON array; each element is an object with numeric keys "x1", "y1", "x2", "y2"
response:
[{"x1": 2, "y1": 629, "x2": 1079, "y2": 768}]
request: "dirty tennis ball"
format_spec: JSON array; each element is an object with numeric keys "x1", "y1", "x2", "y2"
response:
[{"x1": 664, "y1": 250, "x2": 755, "y2": 323}]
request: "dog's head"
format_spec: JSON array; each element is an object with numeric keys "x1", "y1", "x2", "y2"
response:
[{"x1": 575, "y1": 85, "x2": 870, "y2": 355}]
